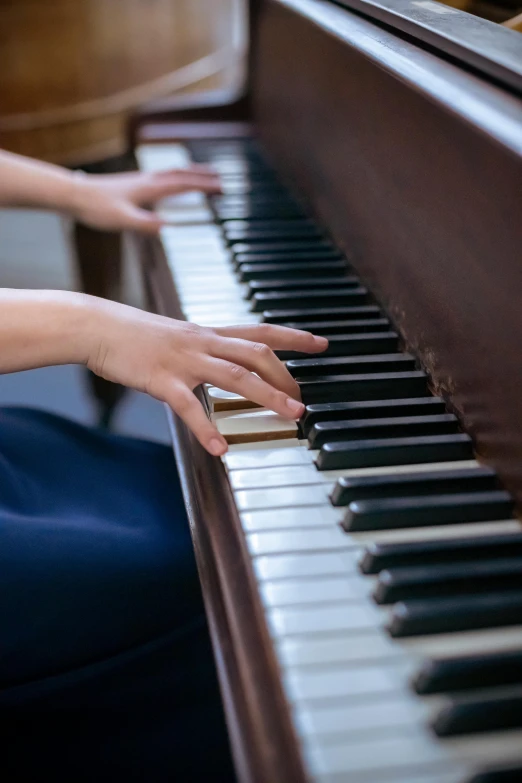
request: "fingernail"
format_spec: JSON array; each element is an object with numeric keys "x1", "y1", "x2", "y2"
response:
[
  {"x1": 286, "y1": 397, "x2": 304, "y2": 416},
  {"x1": 209, "y1": 438, "x2": 227, "y2": 456},
  {"x1": 313, "y1": 335, "x2": 329, "y2": 348}
]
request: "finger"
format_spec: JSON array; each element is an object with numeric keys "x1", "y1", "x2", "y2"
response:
[
  {"x1": 138, "y1": 176, "x2": 222, "y2": 204},
  {"x1": 214, "y1": 323, "x2": 328, "y2": 354},
  {"x1": 208, "y1": 335, "x2": 300, "y2": 400},
  {"x1": 118, "y1": 204, "x2": 163, "y2": 233},
  {"x1": 155, "y1": 164, "x2": 219, "y2": 177},
  {"x1": 203, "y1": 356, "x2": 305, "y2": 420},
  {"x1": 164, "y1": 383, "x2": 228, "y2": 456}
]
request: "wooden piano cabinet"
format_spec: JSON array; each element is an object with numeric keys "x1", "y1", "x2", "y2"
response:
[
  {"x1": 253, "y1": 0, "x2": 522, "y2": 508},
  {"x1": 134, "y1": 232, "x2": 308, "y2": 783}
]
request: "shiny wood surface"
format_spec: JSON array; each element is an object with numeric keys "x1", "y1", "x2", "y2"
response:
[
  {"x1": 254, "y1": 0, "x2": 522, "y2": 506},
  {"x1": 0, "y1": 0, "x2": 243, "y2": 164}
]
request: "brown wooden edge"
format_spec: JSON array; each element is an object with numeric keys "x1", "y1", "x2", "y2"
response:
[{"x1": 132, "y1": 226, "x2": 308, "y2": 783}]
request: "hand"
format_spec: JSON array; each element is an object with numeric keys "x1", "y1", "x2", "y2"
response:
[
  {"x1": 71, "y1": 166, "x2": 221, "y2": 233},
  {"x1": 85, "y1": 300, "x2": 328, "y2": 455}
]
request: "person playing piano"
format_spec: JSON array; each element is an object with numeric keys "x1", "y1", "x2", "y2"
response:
[{"x1": 0, "y1": 148, "x2": 327, "y2": 782}]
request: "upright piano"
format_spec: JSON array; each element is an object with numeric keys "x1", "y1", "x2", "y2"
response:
[{"x1": 131, "y1": 1, "x2": 522, "y2": 781}]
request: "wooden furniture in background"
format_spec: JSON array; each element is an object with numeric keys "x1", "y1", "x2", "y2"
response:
[{"x1": 0, "y1": 0, "x2": 246, "y2": 165}]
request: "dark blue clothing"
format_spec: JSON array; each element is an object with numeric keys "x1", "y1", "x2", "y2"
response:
[{"x1": 0, "y1": 408, "x2": 235, "y2": 782}]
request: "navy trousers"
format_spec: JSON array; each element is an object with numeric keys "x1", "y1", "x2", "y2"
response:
[{"x1": 0, "y1": 407, "x2": 235, "y2": 782}]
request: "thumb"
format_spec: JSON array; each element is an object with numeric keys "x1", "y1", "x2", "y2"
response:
[{"x1": 121, "y1": 203, "x2": 164, "y2": 234}]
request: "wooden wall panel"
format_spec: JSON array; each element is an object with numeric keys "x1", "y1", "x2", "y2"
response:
[{"x1": 0, "y1": 0, "x2": 245, "y2": 163}]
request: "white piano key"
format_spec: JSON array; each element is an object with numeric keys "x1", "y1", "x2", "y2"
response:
[
  {"x1": 316, "y1": 770, "x2": 464, "y2": 783},
  {"x1": 260, "y1": 575, "x2": 369, "y2": 608},
  {"x1": 137, "y1": 143, "x2": 190, "y2": 169},
  {"x1": 304, "y1": 730, "x2": 450, "y2": 778},
  {"x1": 276, "y1": 630, "x2": 400, "y2": 668},
  {"x1": 229, "y1": 460, "x2": 485, "y2": 489},
  {"x1": 216, "y1": 408, "x2": 298, "y2": 444},
  {"x1": 246, "y1": 517, "x2": 520, "y2": 555},
  {"x1": 268, "y1": 603, "x2": 381, "y2": 637},
  {"x1": 235, "y1": 484, "x2": 331, "y2": 511},
  {"x1": 184, "y1": 309, "x2": 252, "y2": 321},
  {"x1": 278, "y1": 623, "x2": 522, "y2": 670},
  {"x1": 246, "y1": 527, "x2": 347, "y2": 557},
  {"x1": 195, "y1": 315, "x2": 261, "y2": 326},
  {"x1": 254, "y1": 550, "x2": 362, "y2": 581},
  {"x1": 230, "y1": 465, "x2": 329, "y2": 490},
  {"x1": 227, "y1": 458, "x2": 478, "y2": 479},
  {"x1": 285, "y1": 662, "x2": 405, "y2": 702},
  {"x1": 158, "y1": 208, "x2": 213, "y2": 224},
  {"x1": 305, "y1": 727, "x2": 522, "y2": 778},
  {"x1": 181, "y1": 295, "x2": 247, "y2": 307},
  {"x1": 401, "y1": 624, "x2": 522, "y2": 659},
  {"x1": 294, "y1": 695, "x2": 426, "y2": 738},
  {"x1": 224, "y1": 445, "x2": 312, "y2": 470},
  {"x1": 241, "y1": 505, "x2": 340, "y2": 532}
]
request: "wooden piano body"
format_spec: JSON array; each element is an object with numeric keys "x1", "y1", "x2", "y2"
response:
[{"x1": 131, "y1": 2, "x2": 522, "y2": 781}]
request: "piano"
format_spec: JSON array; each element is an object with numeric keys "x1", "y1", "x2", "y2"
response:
[{"x1": 131, "y1": 1, "x2": 522, "y2": 781}]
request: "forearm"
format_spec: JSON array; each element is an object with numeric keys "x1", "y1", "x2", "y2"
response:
[
  {"x1": 0, "y1": 149, "x2": 77, "y2": 212},
  {"x1": 0, "y1": 289, "x2": 94, "y2": 374}
]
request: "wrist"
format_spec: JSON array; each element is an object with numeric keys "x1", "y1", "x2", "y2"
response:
[{"x1": 47, "y1": 291, "x2": 98, "y2": 366}]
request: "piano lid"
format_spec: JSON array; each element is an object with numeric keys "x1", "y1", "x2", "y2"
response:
[{"x1": 332, "y1": 0, "x2": 522, "y2": 93}]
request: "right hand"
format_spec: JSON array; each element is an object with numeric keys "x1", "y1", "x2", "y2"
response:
[{"x1": 85, "y1": 298, "x2": 328, "y2": 455}]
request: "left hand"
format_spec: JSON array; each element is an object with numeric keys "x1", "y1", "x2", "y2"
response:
[{"x1": 71, "y1": 165, "x2": 221, "y2": 233}]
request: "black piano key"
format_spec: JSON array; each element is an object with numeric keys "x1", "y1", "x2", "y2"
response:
[
  {"x1": 222, "y1": 218, "x2": 315, "y2": 230},
  {"x1": 216, "y1": 207, "x2": 307, "y2": 221},
  {"x1": 360, "y1": 532, "x2": 522, "y2": 575},
  {"x1": 413, "y1": 650, "x2": 522, "y2": 695},
  {"x1": 316, "y1": 433, "x2": 472, "y2": 471},
  {"x1": 466, "y1": 765, "x2": 522, "y2": 783},
  {"x1": 282, "y1": 319, "x2": 392, "y2": 335},
  {"x1": 212, "y1": 195, "x2": 300, "y2": 210},
  {"x1": 288, "y1": 352, "x2": 414, "y2": 378},
  {"x1": 221, "y1": 184, "x2": 289, "y2": 197},
  {"x1": 303, "y1": 397, "x2": 447, "y2": 437},
  {"x1": 332, "y1": 465, "x2": 497, "y2": 506},
  {"x1": 263, "y1": 305, "x2": 382, "y2": 324},
  {"x1": 224, "y1": 226, "x2": 323, "y2": 243},
  {"x1": 388, "y1": 591, "x2": 522, "y2": 637},
  {"x1": 276, "y1": 332, "x2": 399, "y2": 361},
  {"x1": 239, "y1": 261, "x2": 348, "y2": 281},
  {"x1": 215, "y1": 176, "x2": 281, "y2": 188},
  {"x1": 237, "y1": 251, "x2": 343, "y2": 267},
  {"x1": 374, "y1": 552, "x2": 522, "y2": 604},
  {"x1": 252, "y1": 287, "x2": 369, "y2": 312},
  {"x1": 344, "y1": 490, "x2": 513, "y2": 532},
  {"x1": 247, "y1": 276, "x2": 359, "y2": 298},
  {"x1": 433, "y1": 694, "x2": 522, "y2": 737},
  {"x1": 310, "y1": 413, "x2": 458, "y2": 449},
  {"x1": 232, "y1": 240, "x2": 334, "y2": 256},
  {"x1": 299, "y1": 371, "x2": 429, "y2": 405}
]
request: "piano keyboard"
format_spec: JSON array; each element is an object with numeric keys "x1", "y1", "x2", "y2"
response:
[{"x1": 137, "y1": 137, "x2": 522, "y2": 783}]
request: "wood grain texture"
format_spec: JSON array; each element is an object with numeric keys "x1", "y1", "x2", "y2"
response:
[
  {"x1": 253, "y1": 0, "x2": 522, "y2": 507},
  {"x1": 0, "y1": 0, "x2": 243, "y2": 163}
]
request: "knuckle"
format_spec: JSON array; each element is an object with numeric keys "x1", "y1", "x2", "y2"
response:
[
  {"x1": 251, "y1": 342, "x2": 271, "y2": 359},
  {"x1": 173, "y1": 389, "x2": 196, "y2": 416},
  {"x1": 227, "y1": 362, "x2": 248, "y2": 382},
  {"x1": 270, "y1": 389, "x2": 286, "y2": 410}
]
